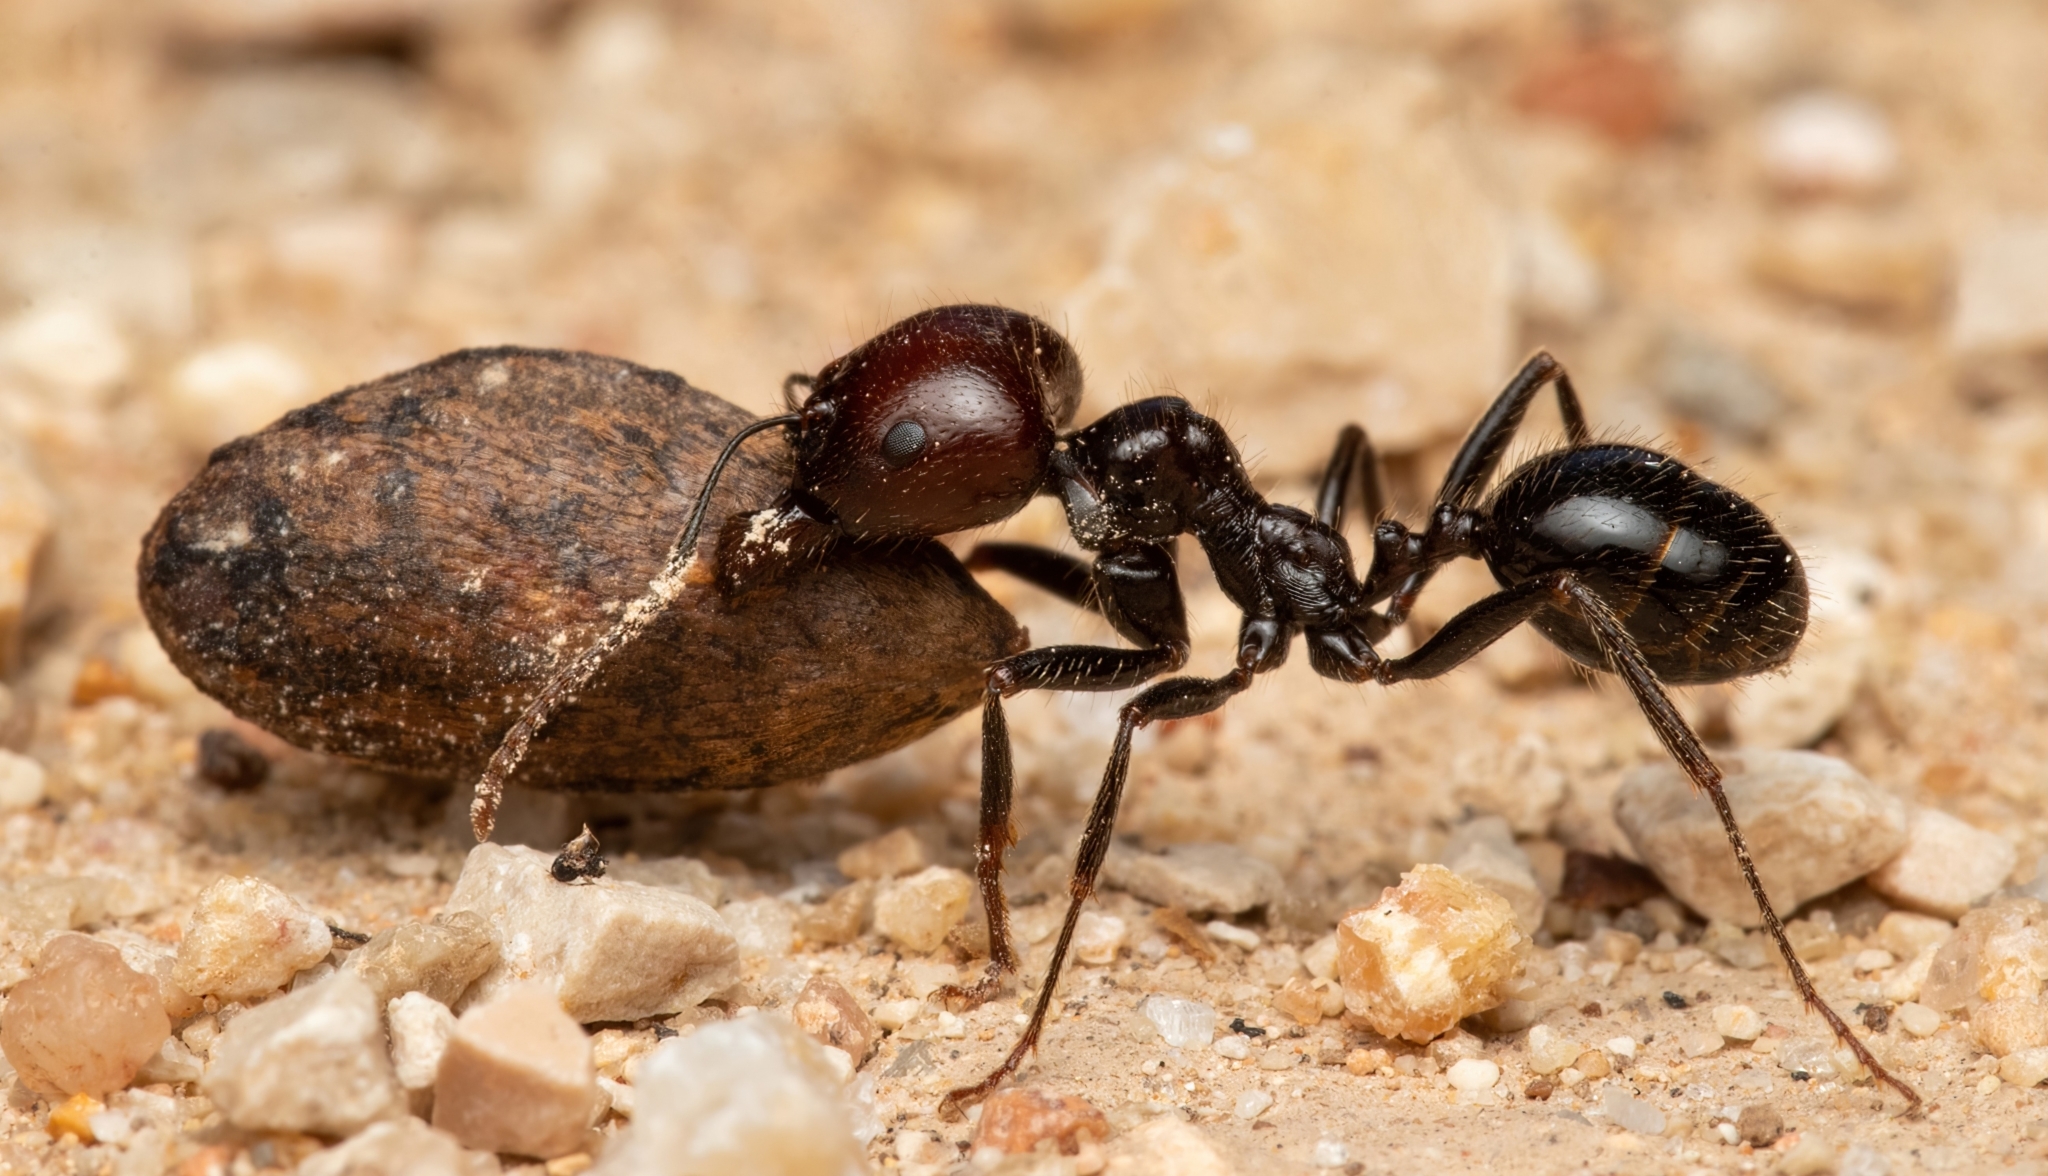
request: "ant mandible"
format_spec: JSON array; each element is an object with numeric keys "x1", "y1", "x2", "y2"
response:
[{"x1": 469, "y1": 304, "x2": 1917, "y2": 1114}]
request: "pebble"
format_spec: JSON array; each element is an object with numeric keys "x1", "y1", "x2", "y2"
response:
[
  {"x1": 134, "y1": 1035, "x2": 205, "y2": 1085},
  {"x1": 1613, "y1": 750, "x2": 1907, "y2": 927},
  {"x1": 1445, "y1": 1058, "x2": 1499, "y2": 1092},
  {"x1": 790, "y1": 976, "x2": 877, "y2": 1067},
  {"x1": 1950, "y1": 219, "x2": 2048, "y2": 360},
  {"x1": 1699, "y1": 920, "x2": 1770, "y2": 970},
  {"x1": 1101, "y1": 843, "x2": 1283, "y2": 916},
  {"x1": 1605, "y1": 1036, "x2": 1637, "y2": 1061},
  {"x1": 1073, "y1": 911, "x2": 1128, "y2": 965},
  {"x1": 1574, "y1": 1049, "x2": 1612, "y2": 1080},
  {"x1": 1712, "y1": 1004, "x2": 1765, "y2": 1041},
  {"x1": 1212, "y1": 1035, "x2": 1250, "y2": 1060},
  {"x1": 1335, "y1": 864, "x2": 1526, "y2": 1043},
  {"x1": 1233, "y1": 1089, "x2": 1273, "y2": 1120},
  {"x1": 1877, "y1": 911, "x2": 1955, "y2": 961},
  {"x1": 203, "y1": 973, "x2": 401, "y2": 1136},
  {"x1": 1138, "y1": 995, "x2": 1216, "y2": 1049},
  {"x1": 0, "y1": 749, "x2": 45, "y2": 811},
  {"x1": 1645, "y1": 330, "x2": 1786, "y2": 442},
  {"x1": 1854, "y1": 948, "x2": 1896, "y2": 973},
  {"x1": 1441, "y1": 815, "x2": 1544, "y2": 933},
  {"x1": 0, "y1": 934, "x2": 170, "y2": 1097},
  {"x1": 0, "y1": 302, "x2": 130, "y2": 402},
  {"x1": 1896, "y1": 1002, "x2": 1941, "y2": 1037},
  {"x1": 2000, "y1": 1047, "x2": 2048, "y2": 1088},
  {"x1": 1779, "y1": 1135, "x2": 1836, "y2": 1176},
  {"x1": 1750, "y1": 210, "x2": 1946, "y2": 319},
  {"x1": 1970, "y1": 997, "x2": 2048, "y2": 1057},
  {"x1": 1104, "y1": 1116, "x2": 1230, "y2": 1176},
  {"x1": 300, "y1": 1116, "x2": 498, "y2": 1176},
  {"x1": 589, "y1": 1015, "x2": 866, "y2": 1176},
  {"x1": 172, "y1": 875, "x2": 333, "y2": 1002},
  {"x1": 1737, "y1": 1103, "x2": 1784, "y2": 1146},
  {"x1": 441, "y1": 844, "x2": 737, "y2": 1022},
  {"x1": 0, "y1": 439, "x2": 51, "y2": 677},
  {"x1": 796, "y1": 880, "x2": 874, "y2": 947},
  {"x1": 870, "y1": 865, "x2": 973, "y2": 953},
  {"x1": 433, "y1": 983, "x2": 597, "y2": 1159},
  {"x1": 1257, "y1": 1046, "x2": 1296, "y2": 1071},
  {"x1": 1759, "y1": 92, "x2": 1901, "y2": 196},
  {"x1": 389, "y1": 992, "x2": 459, "y2": 1093},
  {"x1": 1866, "y1": 806, "x2": 2017, "y2": 919},
  {"x1": 1601, "y1": 1087, "x2": 1666, "y2": 1135},
  {"x1": 1678, "y1": 1028, "x2": 1726, "y2": 1058},
  {"x1": 722, "y1": 896, "x2": 798, "y2": 959},
  {"x1": 972, "y1": 1088, "x2": 1110, "y2": 1154},
  {"x1": 341, "y1": 910, "x2": 500, "y2": 1007},
  {"x1": 1525, "y1": 1025, "x2": 1582, "y2": 1075},
  {"x1": 164, "y1": 341, "x2": 313, "y2": 454},
  {"x1": 870, "y1": 998, "x2": 922, "y2": 1032},
  {"x1": 1302, "y1": 934, "x2": 1338, "y2": 982},
  {"x1": 1204, "y1": 919, "x2": 1260, "y2": 951},
  {"x1": 835, "y1": 828, "x2": 928, "y2": 880}
]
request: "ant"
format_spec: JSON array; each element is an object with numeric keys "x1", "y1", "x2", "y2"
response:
[{"x1": 468, "y1": 304, "x2": 1917, "y2": 1114}]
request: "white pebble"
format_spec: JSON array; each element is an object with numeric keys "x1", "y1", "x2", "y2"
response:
[
  {"x1": 1232, "y1": 1089, "x2": 1273, "y2": 1120},
  {"x1": 1716, "y1": 1121, "x2": 1741, "y2": 1146},
  {"x1": 0, "y1": 750, "x2": 44, "y2": 812},
  {"x1": 1601, "y1": 1087, "x2": 1667, "y2": 1135},
  {"x1": 1605, "y1": 1036, "x2": 1638, "y2": 1060},
  {"x1": 1302, "y1": 934, "x2": 1339, "y2": 982},
  {"x1": 1446, "y1": 1058, "x2": 1500, "y2": 1092},
  {"x1": 1712, "y1": 1004, "x2": 1765, "y2": 1042},
  {"x1": 1139, "y1": 994, "x2": 1216, "y2": 1049},
  {"x1": 1896, "y1": 1002, "x2": 1940, "y2": 1037},
  {"x1": 1312, "y1": 1137, "x2": 1349, "y2": 1168},
  {"x1": 1526, "y1": 1024, "x2": 1582, "y2": 1075},
  {"x1": 1760, "y1": 92, "x2": 1900, "y2": 196},
  {"x1": 1866, "y1": 807, "x2": 2018, "y2": 920},
  {"x1": 1204, "y1": 920, "x2": 1260, "y2": 951},
  {"x1": 0, "y1": 302, "x2": 130, "y2": 402},
  {"x1": 1212, "y1": 1035, "x2": 1250, "y2": 1060},
  {"x1": 166, "y1": 342, "x2": 313, "y2": 452},
  {"x1": 1073, "y1": 912, "x2": 1128, "y2": 965},
  {"x1": 1854, "y1": 948, "x2": 1896, "y2": 973},
  {"x1": 871, "y1": 999, "x2": 922, "y2": 1032}
]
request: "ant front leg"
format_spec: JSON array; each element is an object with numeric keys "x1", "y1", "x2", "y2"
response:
[
  {"x1": 1315, "y1": 425, "x2": 1386, "y2": 532},
  {"x1": 943, "y1": 620, "x2": 1279, "y2": 1117},
  {"x1": 939, "y1": 541, "x2": 1189, "y2": 1011}
]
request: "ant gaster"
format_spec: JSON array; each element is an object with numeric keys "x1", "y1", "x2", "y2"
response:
[{"x1": 469, "y1": 303, "x2": 1916, "y2": 1114}]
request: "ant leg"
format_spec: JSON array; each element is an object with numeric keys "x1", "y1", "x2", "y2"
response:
[
  {"x1": 1434, "y1": 352, "x2": 1591, "y2": 512},
  {"x1": 943, "y1": 657, "x2": 1259, "y2": 1117},
  {"x1": 1315, "y1": 426, "x2": 1387, "y2": 531},
  {"x1": 1546, "y1": 576, "x2": 1922, "y2": 1113},
  {"x1": 1320, "y1": 576, "x2": 1923, "y2": 1111},
  {"x1": 966, "y1": 543, "x2": 1097, "y2": 611},
  {"x1": 940, "y1": 543, "x2": 1190, "y2": 1009}
]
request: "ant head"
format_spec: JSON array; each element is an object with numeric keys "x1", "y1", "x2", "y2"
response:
[{"x1": 790, "y1": 305, "x2": 1082, "y2": 537}]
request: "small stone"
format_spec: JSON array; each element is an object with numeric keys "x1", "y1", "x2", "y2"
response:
[
  {"x1": 301, "y1": 1117, "x2": 498, "y2": 1176},
  {"x1": 1445, "y1": 1058, "x2": 1499, "y2": 1092},
  {"x1": 1601, "y1": 1087, "x2": 1665, "y2": 1135},
  {"x1": 836, "y1": 828, "x2": 928, "y2": 880},
  {"x1": 1699, "y1": 920, "x2": 1770, "y2": 970},
  {"x1": 1712, "y1": 1004, "x2": 1765, "y2": 1042},
  {"x1": 1344, "y1": 1047, "x2": 1389, "y2": 1076},
  {"x1": 1951, "y1": 219, "x2": 2048, "y2": 362},
  {"x1": 165, "y1": 342, "x2": 313, "y2": 455},
  {"x1": 871, "y1": 866, "x2": 973, "y2": 954},
  {"x1": 0, "y1": 302, "x2": 129, "y2": 402},
  {"x1": 204, "y1": 974, "x2": 401, "y2": 1136},
  {"x1": 1881, "y1": 944, "x2": 1937, "y2": 1003},
  {"x1": 722, "y1": 897, "x2": 797, "y2": 959},
  {"x1": 1102, "y1": 843, "x2": 1282, "y2": 916},
  {"x1": 1103, "y1": 1116, "x2": 1230, "y2": 1176},
  {"x1": 1678, "y1": 1028, "x2": 1725, "y2": 1058},
  {"x1": 1759, "y1": 92, "x2": 1900, "y2": 197},
  {"x1": 1750, "y1": 210, "x2": 1945, "y2": 319},
  {"x1": 1258, "y1": 1046, "x2": 1296, "y2": 1071},
  {"x1": 0, "y1": 749, "x2": 46, "y2": 811},
  {"x1": 389, "y1": 992, "x2": 459, "y2": 1092},
  {"x1": 1274, "y1": 976, "x2": 1326, "y2": 1025},
  {"x1": 1335, "y1": 864, "x2": 1526, "y2": 1043},
  {"x1": 589, "y1": 1016, "x2": 866, "y2": 1176},
  {"x1": 196, "y1": 729, "x2": 270, "y2": 792},
  {"x1": 1441, "y1": 815, "x2": 1544, "y2": 933},
  {"x1": 1779, "y1": 1135, "x2": 1836, "y2": 1176},
  {"x1": 1212, "y1": 1035, "x2": 1249, "y2": 1060},
  {"x1": 1232, "y1": 1089, "x2": 1273, "y2": 1120},
  {"x1": 871, "y1": 998, "x2": 921, "y2": 1032},
  {"x1": 1073, "y1": 912, "x2": 1128, "y2": 965},
  {"x1": 1204, "y1": 919, "x2": 1259, "y2": 951},
  {"x1": 1785, "y1": 912, "x2": 1844, "y2": 962},
  {"x1": 1574, "y1": 1049, "x2": 1612, "y2": 1080},
  {"x1": 796, "y1": 880, "x2": 874, "y2": 947},
  {"x1": 0, "y1": 445, "x2": 52, "y2": 677},
  {"x1": 434, "y1": 984, "x2": 596, "y2": 1159},
  {"x1": 1896, "y1": 1002, "x2": 1940, "y2": 1037},
  {"x1": 47, "y1": 1093, "x2": 101, "y2": 1141},
  {"x1": 1970, "y1": 997, "x2": 2048, "y2": 1057},
  {"x1": 0, "y1": 934, "x2": 170, "y2": 1097},
  {"x1": 0, "y1": 876, "x2": 111, "y2": 936},
  {"x1": 172, "y1": 875, "x2": 333, "y2": 1002},
  {"x1": 134, "y1": 1035, "x2": 205, "y2": 1085},
  {"x1": 342, "y1": 911, "x2": 500, "y2": 1007},
  {"x1": 1854, "y1": 948, "x2": 1897, "y2": 973},
  {"x1": 1525, "y1": 1025, "x2": 1582, "y2": 1075},
  {"x1": 790, "y1": 977, "x2": 876, "y2": 1066},
  {"x1": 1138, "y1": 995, "x2": 1215, "y2": 1049},
  {"x1": 1613, "y1": 751, "x2": 1907, "y2": 928},
  {"x1": 1588, "y1": 927, "x2": 1643, "y2": 964},
  {"x1": 1645, "y1": 330, "x2": 1786, "y2": 442},
  {"x1": 1302, "y1": 934, "x2": 1339, "y2": 982},
  {"x1": 973, "y1": 1088, "x2": 1109, "y2": 1154},
  {"x1": 442, "y1": 844, "x2": 737, "y2": 1022},
  {"x1": 1876, "y1": 911, "x2": 1955, "y2": 961},
  {"x1": 1866, "y1": 807, "x2": 2017, "y2": 919},
  {"x1": 1735, "y1": 1103, "x2": 1783, "y2": 1147},
  {"x1": 1604, "y1": 1036, "x2": 1637, "y2": 1061},
  {"x1": 2000, "y1": 1047, "x2": 2048, "y2": 1089}
]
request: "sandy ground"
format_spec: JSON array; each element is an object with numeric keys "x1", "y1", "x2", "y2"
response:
[{"x1": 2, "y1": 0, "x2": 2048, "y2": 1172}]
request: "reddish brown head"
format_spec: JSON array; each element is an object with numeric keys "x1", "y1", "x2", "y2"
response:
[{"x1": 791, "y1": 304, "x2": 1083, "y2": 537}]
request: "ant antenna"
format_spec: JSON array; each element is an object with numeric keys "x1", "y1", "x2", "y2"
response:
[{"x1": 469, "y1": 412, "x2": 801, "y2": 840}]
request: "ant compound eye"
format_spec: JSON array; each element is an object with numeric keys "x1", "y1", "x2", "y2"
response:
[{"x1": 879, "y1": 419, "x2": 928, "y2": 468}]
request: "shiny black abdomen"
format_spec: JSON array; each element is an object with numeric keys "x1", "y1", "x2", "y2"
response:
[{"x1": 1479, "y1": 444, "x2": 1807, "y2": 684}]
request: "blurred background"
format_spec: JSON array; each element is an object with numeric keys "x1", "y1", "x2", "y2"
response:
[{"x1": 1, "y1": 0, "x2": 2047, "y2": 1168}]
